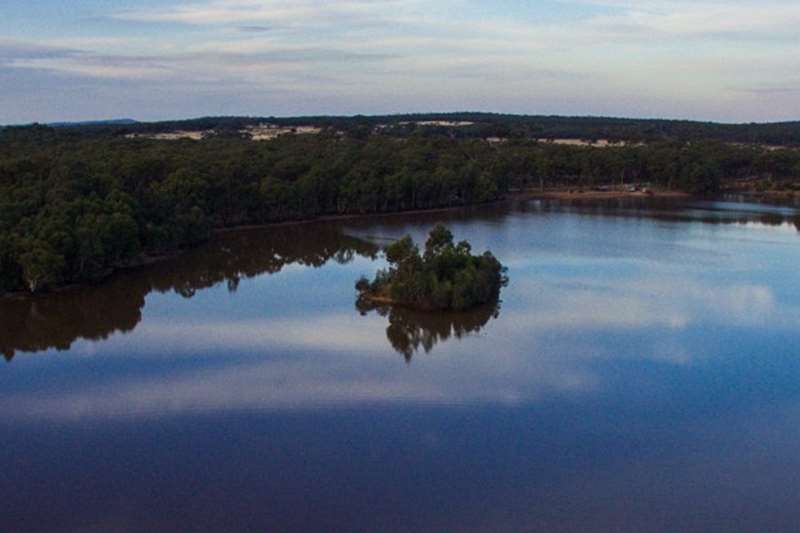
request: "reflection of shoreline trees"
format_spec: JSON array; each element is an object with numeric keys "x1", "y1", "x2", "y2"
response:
[
  {"x1": 526, "y1": 198, "x2": 800, "y2": 229},
  {"x1": 357, "y1": 300, "x2": 501, "y2": 362},
  {"x1": 0, "y1": 225, "x2": 378, "y2": 361}
]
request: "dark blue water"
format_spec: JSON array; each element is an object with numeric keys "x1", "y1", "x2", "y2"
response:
[{"x1": 2, "y1": 199, "x2": 800, "y2": 532}]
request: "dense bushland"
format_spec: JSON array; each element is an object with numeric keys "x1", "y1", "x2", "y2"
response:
[{"x1": 2, "y1": 123, "x2": 800, "y2": 293}]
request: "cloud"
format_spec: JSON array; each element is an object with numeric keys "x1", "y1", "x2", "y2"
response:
[
  {"x1": 129, "y1": 314, "x2": 390, "y2": 354},
  {"x1": 4, "y1": 0, "x2": 800, "y2": 122},
  {"x1": 7, "y1": 275, "x2": 786, "y2": 421},
  {"x1": 0, "y1": 349, "x2": 595, "y2": 420},
  {"x1": 0, "y1": 39, "x2": 81, "y2": 64},
  {"x1": 9, "y1": 46, "x2": 396, "y2": 84},
  {"x1": 114, "y1": 0, "x2": 800, "y2": 41},
  {"x1": 562, "y1": 0, "x2": 800, "y2": 37},
  {"x1": 734, "y1": 85, "x2": 800, "y2": 96},
  {"x1": 238, "y1": 25, "x2": 272, "y2": 33},
  {"x1": 509, "y1": 278, "x2": 778, "y2": 334},
  {"x1": 114, "y1": 0, "x2": 428, "y2": 27}
]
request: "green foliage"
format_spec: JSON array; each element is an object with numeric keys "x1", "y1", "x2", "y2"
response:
[
  {"x1": 3, "y1": 118, "x2": 800, "y2": 294},
  {"x1": 385, "y1": 236, "x2": 418, "y2": 265},
  {"x1": 357, "y1": 224, "x2": 508, "y2": 311},
  {"x1": 18, "y1": 239, "x2": 65, "y2": 293},
  {"x1": 0, "y1": 236, "x2": 23, "y2": 293}
]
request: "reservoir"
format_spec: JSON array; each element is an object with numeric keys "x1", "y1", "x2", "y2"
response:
[{"x1": 2, "y1": 198, "x2": 800, "y2": 532}]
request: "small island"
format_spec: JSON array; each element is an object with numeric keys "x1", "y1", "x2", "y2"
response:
[{"x1": 356, "y1": 224, "x2": 508, "y2": 311}]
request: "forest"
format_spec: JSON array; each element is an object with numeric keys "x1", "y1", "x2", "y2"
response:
[{"x1": 2, "y1": 118, "x2": 800, "y2": 294}]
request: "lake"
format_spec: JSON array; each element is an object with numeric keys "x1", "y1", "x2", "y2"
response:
[{"x1": 2, "y1": 197, "x2": 800, "y2": 532}]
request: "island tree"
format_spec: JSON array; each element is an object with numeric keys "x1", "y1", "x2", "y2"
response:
[{"x1": 356, "y1": 224, "x2": 508, "y2": 311}]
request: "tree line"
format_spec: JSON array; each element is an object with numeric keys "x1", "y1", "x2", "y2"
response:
[
  {"x1": 41, "y1": 112, "x2": 800, "y2": 146},
  {"x1": 2, "y1": 124, "x2": 800, "y2": 293}
]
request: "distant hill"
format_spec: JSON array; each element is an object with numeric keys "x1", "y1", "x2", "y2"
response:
[
  {"x1": 48, "y1": 118, "x2": 139, "y2": 128},
  {"x1": 5, "y1": 113, "x2": 800, "y2": 145},
  {"x1": 81, "y1": 113, "x2": 800, "y2": 146}
]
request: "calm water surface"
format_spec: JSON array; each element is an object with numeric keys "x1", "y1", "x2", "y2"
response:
[{"x1": 2, "y1": 198, "x2": 800, "y2": 532}]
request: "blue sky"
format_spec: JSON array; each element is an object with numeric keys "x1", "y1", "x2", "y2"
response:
[{"x1": 1, "y1": 0, "x2": 799, "y2": 124}]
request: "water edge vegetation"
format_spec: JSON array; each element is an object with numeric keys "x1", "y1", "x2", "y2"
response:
[
  {"x1": 4, "y1": 115, "x2": 800, "y2": 294},
  {"x1": 356, "y1": 224, "x2": 508, "y2": 312}
]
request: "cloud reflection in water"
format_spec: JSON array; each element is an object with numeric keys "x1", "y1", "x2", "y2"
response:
[{"x1": 3, "y1": 199, "x2": 800, "y2": 421}]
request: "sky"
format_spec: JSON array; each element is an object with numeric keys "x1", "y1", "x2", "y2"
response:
[{"x1": 1, "y1": 0, "x2": 799, "y2": 124}]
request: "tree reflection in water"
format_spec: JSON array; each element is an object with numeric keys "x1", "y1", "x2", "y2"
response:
[
  {"x1": 0, "y1": 224, "x2": 379, "y2": 361},
  {"x1": 5, "y1": 200, "x2": 799, "y2": 362},
  {"x1": 525, "y1": 197, "x2": 800, "y2": 229},
  {"x1": 357, "y1": 300, "x2": 501, "y2": 362}
]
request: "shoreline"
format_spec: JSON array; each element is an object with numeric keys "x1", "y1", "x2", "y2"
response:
[
  {"x1": 0, "y1": 252, "x2": 182, "y2": 300},
  {"x1": 2, "y1": 202, "x2": 500, "y2": 300},
  {"x1": 214, "y1": 203, "x2": 479, "y2": 234},
  {"x1": 358, "y1": 295, "x2": 398, "y2": 306},
  {"x1": 523, "y1": 188, "x2": 690, "y2": 201},
  {"x1": 217, "y1": 188, "x2": 691, "y2": 235},
  {"x1": 0, "y1": 188, "x2": 704, "y2": 299},
  {"x1": 723, "y1": 189, "x2": 800, "y2": 202},
  {"x1": 357, "y1": 294, "x2": 446, "y2": 313}
]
